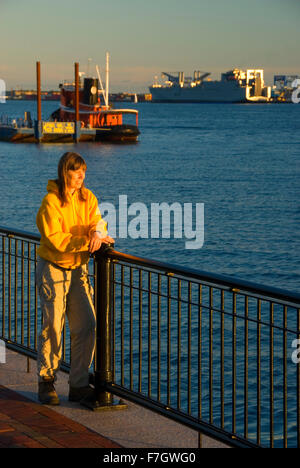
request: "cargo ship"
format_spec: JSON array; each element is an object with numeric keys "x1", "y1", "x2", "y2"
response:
[{"x1": 149, "y1": 69, "x2": 271, "y2": 103}]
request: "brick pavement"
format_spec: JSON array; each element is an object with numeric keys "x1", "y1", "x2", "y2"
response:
[{"x1": 0, "y1": 385, "x2": 121, "y2": 448}]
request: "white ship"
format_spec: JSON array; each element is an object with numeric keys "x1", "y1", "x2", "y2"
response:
[{"x1": 149, "y1": 69, "x2": 271, "y2": 103}]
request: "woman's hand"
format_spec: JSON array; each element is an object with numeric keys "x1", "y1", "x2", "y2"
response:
[
  {"x1": 102, "y1": 235, "x2": 115, "y2": 245},
  {"x1": 89, "y1": 232, "x2": 115, "y2": 253}
]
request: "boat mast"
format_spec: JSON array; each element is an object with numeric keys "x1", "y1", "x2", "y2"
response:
[
  {"x1": 96, "y1": 65, "x2": 107, "y2": 106},
  {"x1": 105, "y1": 52, "x2": 109, "y2": 107}
]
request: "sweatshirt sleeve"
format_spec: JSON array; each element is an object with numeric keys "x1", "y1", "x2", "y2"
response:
[
  {"x1": 37, "y1": 199, "x2": 89, "y2": 253},
  {"x1": 88, "y1": 193, "x2": 108, "y2": 239}
]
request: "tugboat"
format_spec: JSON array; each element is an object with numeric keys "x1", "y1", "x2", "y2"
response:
[
  {"x1": 51, "y1": 64, "x2": 139, "y2": 142},
  {"x1": 0, "y1": 56, "x2": 140, "y2": 143}
]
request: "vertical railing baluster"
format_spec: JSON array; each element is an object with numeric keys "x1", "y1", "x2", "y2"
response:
[
  {"x1": 14, "y1": 239, "x2": 18, "y2": 342},
  {"x1": 297, "y1": 308, "x2": 300, "y2": 449},
  {"x1": 26, "y1": 242, "x2": 31, "y2": 373},
  {"x1": 167, "y1": 275, "x2": 171, "y2": 407},
  {"x1": 283, "y1": 305, "x2": 288, "y2": 448},
  {"x1": 232, "y1": 292, "x2": 237, "y2": 435},
  {"x1": 130, "y1": 267, "x2": 133, "y2": 390},
  {"x1": 198, "y1": 283, "x2": 202, "y2": 448},
  {"x1": 209, "y1": 286, "x2": 213, "y2": 424},
  {"x1": 34, "y1": 244, "x2": 37, "y2": 350},
  {"x1": 148, "y1": 271, "x2": 152, "y2": 398},
  {"x1": 93, "y1": 255, "x2": 98, "y2": 372},
  {"x1": 112, "y1": 261, "x2": 116, "y2": 380},
  {"x1": 257, "y1": 299, "x2": 261, "y2": 445},
  {"x1": 21, "y1": 241, "x2": 24, "y2": 345},
  {"x1": 2, "y1": 237, "x2": 5, "y2": 338},
  {"x1": 221, "y1": 290, "x2": 225, "y2": 429},
  {"x1": 8, "y1": 236, "x2": 11, "y2": 340},
  {"x1": 244, "y1": 296, "x2": 249, "y2": 440},
  {"x1": 27, "y1": 242, "x2": 31, "y2": 351},
  {"x1": 270, "y1": 302, "x2": 274, "y2": 448},
  {"x1": 157, "y1": 274, "x2": 161, "y2": 401},
  {"x1": 120, "y1": 265, "x2": 124, "y2": 386},
  {"x1": 177, "y1": 279, "x2": 181, "y2": 411},
  {"x1": 188, "y1": 281, "x2": 192, "y2": 415},
  {"x1": 138, "y1": 269, "x2": 142, "y2": 393}
]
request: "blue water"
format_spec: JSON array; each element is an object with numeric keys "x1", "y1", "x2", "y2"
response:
[
  {"x1": 0, "y1": 100, "x2": 299, "y2": 447},
  {"x1": 0, "y1": 100, "x2": 299, "y2": 293}
]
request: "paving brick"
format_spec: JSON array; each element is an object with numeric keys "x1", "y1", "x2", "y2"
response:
[
  {"x1": 8, "y1": 433, "x2": 45, "y2": 448},
  {"x1": 33, "y1": 435, "x2": 64, "y2": 448},
  {"x1": 0, "y1": 412, "x2": 12, "y2": 422},
  {"x1": 0, "y1": 385, "x2": 121, "y2": 448},
  {"x1": 50, "y1": 432, "x2": 107, "y2": 448},
  {"x1": 0, "y1": 423, "x2": 15, "y2": 433}
]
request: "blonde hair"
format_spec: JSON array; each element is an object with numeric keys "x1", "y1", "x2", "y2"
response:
[{"x1": 56, "y1": 152, "x2": 87, "y2": 206}]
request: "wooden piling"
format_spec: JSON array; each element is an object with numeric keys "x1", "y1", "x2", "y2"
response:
[
  {"x1": 35, "y1": 61, "x2": 42, "y2": 142},
  {"x1": 36, "y1": 62, "x2": 41, "y2": 122},
  {"x1": 74, "y1": 62, "x2": 80, "y2": 142}
]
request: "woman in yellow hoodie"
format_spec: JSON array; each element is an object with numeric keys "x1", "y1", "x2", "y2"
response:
[{"x1": 36, "y1": 151, "x2": 113, "y2": 405}]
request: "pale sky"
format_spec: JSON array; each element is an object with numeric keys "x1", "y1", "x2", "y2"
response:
[{"x1": 0, "y1": 0, "x2": 299, "y2": 92}]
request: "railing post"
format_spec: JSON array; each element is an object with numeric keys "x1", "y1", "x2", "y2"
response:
[{"x1": 84, "y1": 244, "x2": 126, "y2": 411}]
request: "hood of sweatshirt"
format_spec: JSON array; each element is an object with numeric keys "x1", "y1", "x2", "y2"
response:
[{"x1": 47, "y1": 179, "x2": 59, "y2": 194}]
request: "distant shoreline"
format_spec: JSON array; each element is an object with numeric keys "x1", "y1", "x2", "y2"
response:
[{"x1": 4, "y1": 91, "x2": 151, "y2": 103}]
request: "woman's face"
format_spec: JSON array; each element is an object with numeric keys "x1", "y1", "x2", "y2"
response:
[{"x1": 66, "y1": 167, "x2": 86, "y2": 193}]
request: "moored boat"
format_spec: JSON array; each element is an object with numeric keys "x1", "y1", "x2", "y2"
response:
[
  {"x1": 0, "y1": 56, "x2": 140, "y2": 143},
  {"x1": 51, "y1": 76, "x2": 139, "y2": 142}
]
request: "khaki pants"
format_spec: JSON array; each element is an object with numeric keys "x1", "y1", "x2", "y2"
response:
[{"x1": 36, "y1": 256, "x2": 96, "y2": 387}]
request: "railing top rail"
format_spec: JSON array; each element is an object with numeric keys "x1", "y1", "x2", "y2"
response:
[
  {"x1": 0, "y1": 225, "x2": 40, "y2": 243},
  {"x1": 1, "y1": 226, "x2": 299, "y2": 308},
  {"x1": 105, "y1": 249, "x2": 300, "y2": 308}
]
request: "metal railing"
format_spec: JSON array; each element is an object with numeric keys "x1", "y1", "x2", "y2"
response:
[{"x1": 1, "y1": 226, "x2": 300, "y2": 448}]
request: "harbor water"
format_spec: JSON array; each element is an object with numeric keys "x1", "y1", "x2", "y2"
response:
[
  {"x1": 0, "y1": 100, "x2": 299, "y2": 292},
  {"x1": 0, "y1": 100, "x2": 299, "y2": 447}
]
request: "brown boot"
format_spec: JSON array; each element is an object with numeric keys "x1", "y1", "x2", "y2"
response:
[
  {"x1": 38, "y1": 377, "x2": 60, "y2": 405},
  {"x1": 69, "y1": 385, "x2": 97, "y2": 404}
]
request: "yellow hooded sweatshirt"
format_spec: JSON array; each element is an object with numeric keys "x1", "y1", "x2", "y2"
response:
[{"x1": 36, "y1": 180, "x2": 107, "y2": 269}]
